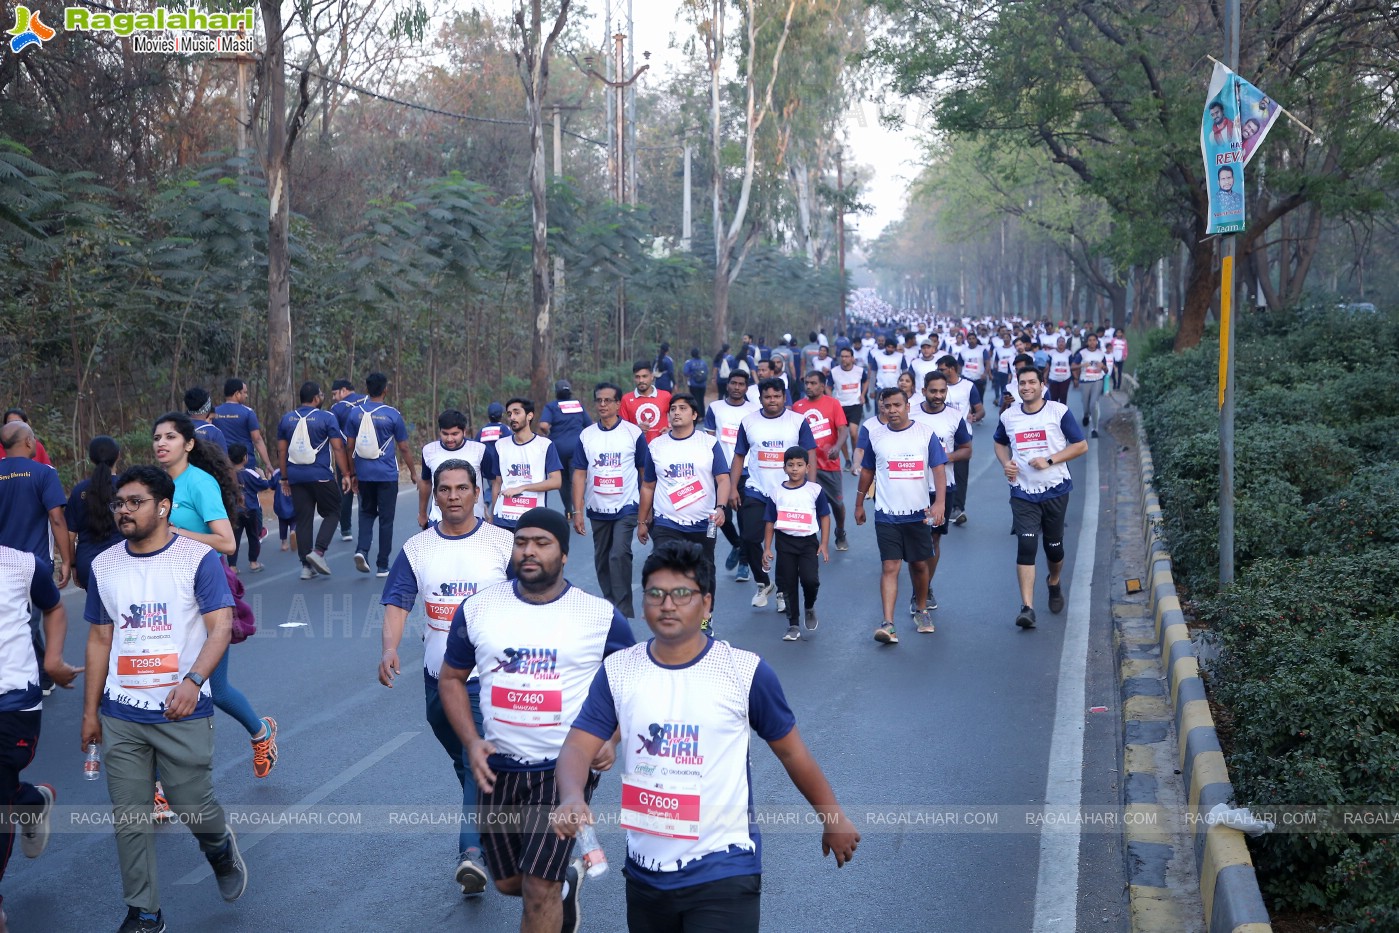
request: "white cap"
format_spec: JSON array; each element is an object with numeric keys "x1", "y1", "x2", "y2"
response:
[{"x1": 783, "y1": 333, "x2": 792, "y2": 343}]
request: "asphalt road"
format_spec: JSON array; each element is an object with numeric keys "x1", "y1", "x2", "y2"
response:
[{"x1": 7, "y1": 407, "x2": 1129, "y2": 933}]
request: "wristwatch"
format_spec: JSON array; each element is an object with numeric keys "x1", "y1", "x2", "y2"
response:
[
  {"x1": 1046, "y1": 457, "x2": 1054, "y2": 465},
  {"x1": 183, "y1": 671, "x2": 206, "y2": 688}
]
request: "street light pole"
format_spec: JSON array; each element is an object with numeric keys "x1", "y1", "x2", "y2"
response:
[
  {"x1": 1219, "y1": 0, "x2": 1240, "y2": 586},
  {"x1": 837, "y1": 147, "x2": 847, "y2": 336}
]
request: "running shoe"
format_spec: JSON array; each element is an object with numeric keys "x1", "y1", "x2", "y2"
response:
[
  {"x1": 152, "y1": 782, "x2": 175, "y2": 823},
  {"x1": 1016, "y1": 605, "x2": 1037, "y2": 629},
  {"x1": 874, "y1": 622, "x2": 899, "y2": 644},
  {"x1": 455, "y1": 850, "x2": 488, "y2": 897},
  {"x1": 926, "y1": 587, "x2": 938, "y2": 611},
  {"x1": 834, "y1": 532, "x2": 848, "y2": 551},
  {"x1": 251, "y1": 717, "x2": 278, "y2": 779},
  {"x1": 908, "y1": 595, "x2": 919, "y2": 615},
  {"x1": 724, "y1": 546, "x2": 740, "y2": 572},
  {"x1": 340, "y1": 532, "x2": 352, "y2": 542},
  {"x1": 207, "y1": 829, "x2": 248, "y2": 902},
  {"x1": 803, "y1": 610, "x2": 820, "y2": 633},
  {"x1": 305, "y1": 551, "x2": 331, "y2": 576},
  {"x1": 1082, "y1": 414, "x2": 1089, "y2": 427},
  {"x1": 948, "y1": 507, "x2": 965, "y2": 524},
  {"x1": 915, "y1": 609, "x2": 935, "y2": 634},
  {"x1": 735, "y1": 562, "x2": 752, "y2": 583},
  {"x1": 354, "y1": 552, "x2": 370, "y2": 574},
  {"x1": 1091, "y1": 429, "x2": 1099, "y2": 439},
  {"x1": 118, "y1": 908, "x2": 167, "y2": 933},
  {"x1": 953, "y1": 509, "x2": 968, "y2": 526},
  {"x1": 21, "y1": 783, "x2": 54, "y2": 858},
  {"x1": 1047, "y1": 578, "x2": 1065, "y2": 613},
  {"x1": 299, "y1": 566, "x2": 314, "y2": 580},
  {"x1": 775, "y1": 592, "x2": 787, "y2": 614},
  {"x1": 561, "y1": 860, "x2": 583, "y2": 933},
  {"x1": 751, "y1": 583, "x2": 774, "y2": 608},
  {"x1": 783, "y1": 625, "x2": 801, "y2": 642},
  {"x1": 376, "y1": 568, "x2": 389, "y2": 578}
]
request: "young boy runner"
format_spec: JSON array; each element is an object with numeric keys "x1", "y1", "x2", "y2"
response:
[
  {"x1": 552, "y1": 542, "x2": 859, "y2": 933},
  {"x1": 761, "y1": 448, "x2": 831, "y2": 641},
  {"x1": 228, "y1": 444, "x2": 268, "y2": 573}
]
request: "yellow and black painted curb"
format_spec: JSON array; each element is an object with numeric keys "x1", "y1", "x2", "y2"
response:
[{"x1": 1131, "y1": 415, "x2": 1272, "y2": 933}]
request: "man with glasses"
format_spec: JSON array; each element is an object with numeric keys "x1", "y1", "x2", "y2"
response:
[
  {"x1": 573, "y1": 383, "x2": 647, "y2": 618},
  {"x1": 83, "y1": 466, "x2": 247, "y2": 933},
  {"x1": 552, "y1": 543, "x2": 859, "y2": 932},
  {"x1": 437, "y1": 508, "x2": 635, "y2": 933}
]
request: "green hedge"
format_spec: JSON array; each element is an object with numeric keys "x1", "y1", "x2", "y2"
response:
[{"x1": 1136, "y1": 306, "x2": 1399, "y2": 928}]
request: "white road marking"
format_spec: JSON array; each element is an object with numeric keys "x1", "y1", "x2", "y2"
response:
[{"x1": 1030, "y1": 449, "x2": 1099, "y2": 932}]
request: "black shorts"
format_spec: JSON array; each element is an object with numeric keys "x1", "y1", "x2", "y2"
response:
[
  {"x1": 479, "y1": 768, "x2": 599, "y2": 882},
  {"x1": 1009, "y1": 494, "x2": 1069, "y2": 539},
  {"x1": 875, "y1": 520, "x2": 934, "y2": 562},
  {"x1": 816, "y1": 469, "x2": 844, "y2": 505},
  {"x1": 841, "y1": 405, "x2": 863, "y2": 427}
]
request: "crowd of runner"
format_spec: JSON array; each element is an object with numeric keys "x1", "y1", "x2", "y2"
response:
[{"x1": 0, "y1": 309, "x2": 1126, "y2": 933}]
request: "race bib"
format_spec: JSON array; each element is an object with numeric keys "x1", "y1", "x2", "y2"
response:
[
  {"x1": 1015, "y1": 429, "x2": 1050, "y2": 461},
  {"x1": 667, "y1": 478, "x2": 706, "y2": 511},
  {"x1": 720, "y1": 425, "x2": 739, "y2": 446},
  {"x1": 1050, "y1": 361, "x2": 1071, "y2": 380},
  {"x1": 117, "y1": 652, "x2": 180, "y2": 690},
  {"x1": 559, "y1": 400, "x2": 584, "y2": 414},
  {"x1": 480, "y1": 425, "x2": 503, "y2": 443},
  {"x1": 498, "y1": 494, "x2": 540, "y2": 520},
  {"x1": 839, "y1": 381, "x2": 859, "y2": 395},
  {"x1": 592, "y1": 475, "x2": 623, "y2": 495},
  {"x1": 490, "y1": 672, "x2": 563, "y2": 727},
  {"x1": 620, "y1": 773, "x2": 701, "y2": 840},
  {"x1": 804, "y1": 412, "x2": 832, "y2": 440},
  {"x1": 755, "y1": 449, "x2": 785, "y2": 469},
  {"x1": 775, "y1": 509, "x2": 816, "y2": 534},
  {"x1": 888, "y1": 458, "x2": 925, "y2": 481},
  {"x1": 423, "y1": 599, "x2": 458, "y2": 631}
]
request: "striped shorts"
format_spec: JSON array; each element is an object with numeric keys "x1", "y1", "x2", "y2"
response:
[{"x1": 479, "y1": 767, "x2": 600, "y2": 882}]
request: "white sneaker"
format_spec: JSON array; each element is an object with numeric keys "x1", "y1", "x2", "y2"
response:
[
  {"x1": 305, "y1": 551, "x2": 331, "y2": 576},
  {"x1": 775, "y1": 592, "x2": 787, "y2": 614},
  {"x1": 751, "y1": 583, "x2": 774, "y2": 608},
  {"x1": 21, "y1": 784, "x2": 54, "y2": 858}
]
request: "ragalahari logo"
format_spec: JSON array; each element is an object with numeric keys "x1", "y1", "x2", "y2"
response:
[{"x1": 8, "y1": 6, "x2": 56, "y2": 52}]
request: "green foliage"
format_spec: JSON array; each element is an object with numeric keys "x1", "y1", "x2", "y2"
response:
[{"x1": 1138, "y1": 306, "x2": 1399, "y2": 921}]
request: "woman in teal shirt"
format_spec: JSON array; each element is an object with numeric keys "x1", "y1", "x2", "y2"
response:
[{"x1": 152, "y1": 413, "x2": 279, "y2": 782}]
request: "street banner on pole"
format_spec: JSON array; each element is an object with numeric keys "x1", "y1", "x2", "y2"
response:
[
  {"x1": 1235, "y1": 73, "x2": 1283, "y2": 166},
  {"x1": 1202, "y1": 62, "x2": 1245, "y2": 235}
]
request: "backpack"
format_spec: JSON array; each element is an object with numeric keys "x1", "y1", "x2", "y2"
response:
[
  {"x1": 688, "y1": 358, "x2": 708, "y2": 386},
  {"x1": 287, "y1": 410, "x2": 327, "y2": 465},
  {"x1": 355, "y1": 405, "x2": 389, "y2": 460}
]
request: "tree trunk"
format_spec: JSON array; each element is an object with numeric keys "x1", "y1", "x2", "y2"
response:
[
  {"x1": 1174, "y1": 232, "x2": 1217, "y2": 351},
  {"x1": 261, "y1": 0, "x2": 293, "y2": 423}
]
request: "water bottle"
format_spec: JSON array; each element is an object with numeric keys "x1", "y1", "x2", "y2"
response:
[
  {"x1": 706, "y1": 515, "x2": 718, "y2": 539},
  {"x1": 575, "y1": 823, "x2": 609, "y2": 878},
  {"x1": 83, "y1": 743, "x2": 101, "y2": 781}
]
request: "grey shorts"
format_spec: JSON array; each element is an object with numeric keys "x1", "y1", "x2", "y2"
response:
[{"x1": 816, "y1": 469, "x2": 844, "y2": 505}]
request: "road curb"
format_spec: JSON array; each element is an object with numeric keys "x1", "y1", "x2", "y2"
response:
[{"x1": 1132, "y1": 414, "x2": 1272, "y2": 933}]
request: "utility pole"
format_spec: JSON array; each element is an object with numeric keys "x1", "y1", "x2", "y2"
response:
[
  {"x1": 682, "y1": 139, "x2": 692, "y2": 252},
  {"x1": 552, "y1": 105, "x2": 565, "y2": 338},
  {"x1": 1218, "y1": 0, "x2": 1240, "y2": 586},
  {"x1": 836, "y1": 148, "x2": 846, "y2": 335}
]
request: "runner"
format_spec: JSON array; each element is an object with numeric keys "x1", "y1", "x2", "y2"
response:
[
  {"x1": 379, "y1": 459, "x2": 514, "y2": 898},
  {"x1": 183, "y1": 388, "x2": 228, "y2": 453},
  {"x1": 702, "y1": 371, "x2": 759, "y2": 582},
  {"x1": 482, "y1": 398, "x2": 562, "y2": 532},
  {"x1": 854, "y1": 388, "x2": 948, "y2": 643},
  {"x1": 478, "y1": 403, "x2": 507, "y2": 448},
  {"x1": 1045, "y1": 337, "x2": 1074, "y2": 406},
  {"x1": 83, "y1": 465, "x2": 247, "y2": 933},
  {"x1": 791, "y1": 370, "x2": 849, "y2": 551},
  {"x1": 1110, "y1": 330, "x2": 1128, "y2": 392},
  {"x1": 227, "y1": 445, "x2": 268, "y2": 574},
  {"x1": 437, "y1": 508, "x2": 635, "y2": 933},
  {"x1": 936, "y1": 355, "x2": 985, "y2": 526},
  {"x1": 682, "y1": 349, "x2": 710, "y2": 417},
  {"x1": 419, "y1": 410, "x2": 487, "y2": 529},
  {"x1": 277, "y1": 382, "x2": 351, "y2": 580},
  {"x1": 329, "y1": 379, "x2": 366, "y2": 541},
  {"x1": 810, "y1": 343, "x2": 834, "y2": 376},
  {"x1": 958, "y1": 332, "x2": 988, "y2": 405},
  {"x1": 1072, "y1": 333, "x2": 1112, "y2": 439},
  {"x1": 637, "y1": 394, "x2": 729, "y2": 581},
  {"x1": 728, "y1": 380, "x2": 816, "y2": 615},
  {"x1": 906, "y1": 337, "x2": 942, "y2": 389},
  {"x1": 551, "y1": 542, "x2": 859, "y2": 933},
  {"x1": 620, "y1": 362, "x2": 672, "y2": 444},
  {"x1": 65, "y1": 436, "x2": 124, "y2": 590},
  {"x1": 828, "y1": 347, "x2": 868, "y2": 473},
  {"x1": 152, "y1": 413, "x2": 279, "y2": 782},
  {"x1": 994, "y1": 366, "x2": 1090, "y2": 629},
  {"x1": 867, "y1": 338, "x2": 906, "y2": 399},
  {"x1": 573, "y1": 383, "x2": 647, "y2": 618},
  {"x1": 0, "y1": 543, "x2": 81, "y2": 933},
  {"x1": 653, "y1": 342, "x2": 677, "y2": 394},
  {"x1": 346, "y1": 372, "x2": 414, "y2": 578},
  {"x1": 762, "y1": 447, "x2": 832, "y2": 641},
  {"x1": 212, "y1": 378, "x2": 273, "y2": 475},
  {"x1": 539, "y1": 382, "x2": 593, "y2": 520},
  {"x1": 909, "y1": 372, "x2": 972, "y2": 612}
]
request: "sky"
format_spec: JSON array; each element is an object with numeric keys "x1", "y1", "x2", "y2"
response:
[{"x1": 475, "y1": 0, "x2": 925, "y2": 242}]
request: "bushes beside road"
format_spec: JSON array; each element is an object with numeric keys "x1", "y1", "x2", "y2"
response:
[{"x1": 1134, "y1": 306, "x2": 1399, "y2": 930}]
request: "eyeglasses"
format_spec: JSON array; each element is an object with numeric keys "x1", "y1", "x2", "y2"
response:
[
  {"x1": 594, "y1": 397, "x2": 620, "y2": 405},
  {"x1": 642, "y1": 586, "x2": 700, "y2": 606},
  {"x1": 109, "y1": 496, "x2": 154, "y2": 514}
]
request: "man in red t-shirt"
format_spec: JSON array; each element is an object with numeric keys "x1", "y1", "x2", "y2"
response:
[
  {"x1": 792, "y1": 370, "x2": 849, "y2": 550},
  {"x1": 619, "y1": 360, "x2": 673, "y2": 444}
]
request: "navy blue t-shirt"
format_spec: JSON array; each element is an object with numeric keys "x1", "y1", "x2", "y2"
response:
[{"x1": 0, "y1": 457, "x2": 65, "y2": 563}]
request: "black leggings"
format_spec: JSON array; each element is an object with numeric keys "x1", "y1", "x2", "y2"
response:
[{"x1": 775, "y1": 532, "x2": 820, "y2": 624}]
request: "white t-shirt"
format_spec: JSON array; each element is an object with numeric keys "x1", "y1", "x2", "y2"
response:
[
  {"x1": 1046, "y1": 350, "x2": 1074, "y2": 383},
  {"x1": 860, "y1": 422, "x2": 948, "y2": 520},
  {"x1": 421, "y1": 439, "x2": 488, "y2": 521},
  {"x1": 909, "y1": 404, "x2": 969, "y2": 489},
  {"x1": 829, "y1": 365, "x2": 867, "y2": 406},
  {"x1": 734, "y1": 411, "x2": 816, "y2": 502},
  {"x1": 488, "y1": 435, "x2": 562, "y2": 524},
  {"x1": 704, "y1": 399, "x2": 760, "y2": 467},
  {"x1": 644, "y1": 431, "x2": 729, "y2": 531},
  {"x1": 576, "y1": 420, "x2": 647, "y2": 518}
]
